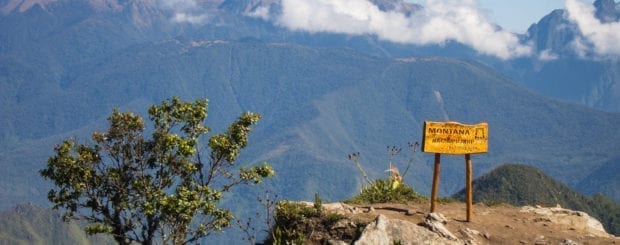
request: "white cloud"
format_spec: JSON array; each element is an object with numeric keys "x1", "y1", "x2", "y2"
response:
[
  {"x1": 158, "y1": 0, "x2": 209, "y2": 24},
  {"x1": 564, "y1": 0, "x2": 620, "y2": 58},
  {"x1": 252, "y1": 0, "x2": 533, "y2": 60},
  {"x1": 172, "y1": 12, "x2": 208, "y2": 24},
  {"x1": 160, "y1": 0, "x2": 198, "y2": 9},
  {"x1": 246, "y1": 5, "x2": 271, "y2": 20},
  {"x1": 539, "y1": 49, "x2": 559, "y2": 61}
]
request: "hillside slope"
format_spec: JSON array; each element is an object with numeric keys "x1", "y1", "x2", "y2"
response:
[
  {"x1": 453, "y1": 164, "x2": 620, "y2": 235},
  {"x1": 2, "y1": 41, "x2": 620, "y2": 211},
  {"x1": 0, "y1": 203, "x2": 114, "y2": 244}
]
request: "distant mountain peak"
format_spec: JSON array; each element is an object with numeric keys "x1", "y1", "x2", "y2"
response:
[
  {"x1": 593, "y1": 0, "x2": 620, "y2": 23},
  {"x1": 0, "y1": 0, "x2": 151, "y2": 15},
  {"x1": 1, "y1": 0, "x2": 55, "y2": 14},
  {"x1": 526, "y1": 0, "x2": 620, "y2": 58},
  {"x1": 369, "y1": 0, "x2": 421, "y2": 16}
]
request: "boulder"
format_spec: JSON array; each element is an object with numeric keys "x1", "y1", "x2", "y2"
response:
[
  {"x1": 520, "y1": 205, "x2": 610, "y2": 238},
  {"x1": 421, "y1": 213, "x2": 458, "y2": 240},
  {"x1": 354, "y1": 215, "x2": 461, "y2": 245}
]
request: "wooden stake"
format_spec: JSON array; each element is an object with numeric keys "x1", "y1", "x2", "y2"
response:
[
  {"x1": 430, "y1": 153, "x2": 441, "y2": 212},
  {"x1": 465, "y1": 153, "x2": 473, "y2": 222}
]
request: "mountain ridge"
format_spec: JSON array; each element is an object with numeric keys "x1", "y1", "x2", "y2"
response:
[
  {"x1": 453, "y1": 163, "x2": 620, "y2": 235},
  {"x1": 0, "y1": 202, "x2": 115, "y2": 244},
  {"x1": 2, "y1": 39, "x2": 620, "y2": 209}
]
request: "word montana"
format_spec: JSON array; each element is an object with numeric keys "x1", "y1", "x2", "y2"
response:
[{"x1": 427, "y1": 128, "x2": 471, "y2": 135}]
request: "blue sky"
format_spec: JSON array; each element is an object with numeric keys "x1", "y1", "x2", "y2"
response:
[
  {"x1": 406, "y1": 0, "x2": 597, "y2": 33},
  {"x1": 477, "y1": 0, "x2": 595, "y2": 32}
]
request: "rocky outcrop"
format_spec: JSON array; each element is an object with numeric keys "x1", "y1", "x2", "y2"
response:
[
  {"x1": 355, "y1": 214, "x2": 460, "y2": 245},
  {"x1": 420, "y1": 213, "x2": 458, "y2": 241},
  {"x1": 296, "y1": 202, "x2": 467, "y2": 244},
  {"x1": 520, "y1": 205, "x2": 611, "y2": 238},
  {"x1": 293, "y1": 201, "x2": 618, "y2": 244}
]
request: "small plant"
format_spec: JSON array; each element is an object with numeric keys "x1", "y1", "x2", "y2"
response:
[
  {"x1": 402, "y1": 142, "x2": 420, "y2": 178},
  {"x1": 386, "y1": 145, "x2": 402, "y2": 180},
  {"x1": 348, "y1": 152, "x2": 372, "y2": 185},
  {"x1": 484, "y1": 200, "x2": 508, "y2": 207},
  {"x1": 266, "y1": 201, "x2": 318, "y2": 244},
  {"x1": 437, "y1": 197, "x2": 457, "y2": 204},
  {"x1": 322, "y1": 212, "x2": 345, "y2": 227},
  {"x1": 346, "y1": 143, "x2": 426, "y2": 204},
  {"x1": 236, "y1": 189, "x2": 279, "y2": 244},
  {"x1": 236, "y1": 216, "x2": 257, "y2": 244},
  {"x1": 314, "y1": 192, "x2": 323, "y2": 214},
  {"x1": 346, "y1": 179, "x2": 426, "y2": 204},
  {"x1": 264, "y1": 193, "x2": 348, "y2": 244},
  {"x1": 272, "y1": 226, "x2": 305, "y2": 245}
]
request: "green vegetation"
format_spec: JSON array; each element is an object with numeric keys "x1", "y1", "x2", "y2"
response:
[
  {"x1": 346, "y1": 146, "x2": 426, "y2": 205},
  {"x1": 453, "y1": 163, "x2": 620, "y2": 235},
  {"x1": 264, "y1": 147, "x2": 428, "y2": 244},
  {"x1": 39, "y1": 97, "x2": 274, "y2": 244},
  {"x1": 270, "y1": 201, "x2": 322, "y2": 243},
  {"x1": 437, "y1": 197, "x2": 458, "y2": 204},
  {"x1": 265, "y1": 193, "x2": 351, "y2": 244},
  {"x1": 346, "y1": 179, "x2": 426, "y2": 204}
]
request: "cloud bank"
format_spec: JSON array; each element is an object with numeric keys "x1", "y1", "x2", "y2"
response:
[
  {"x1": 164, "y1": 0, "x2": 619, "y2": 60},
  {"x1": 253, "y1": 0, "x2": 532, "y2": 60},
  {"x1": 159, "y1": 0, "x2": 209, "y2": 24},
  {"x1": 564, "y1": 0, "x2": 620, "y2": 58}
]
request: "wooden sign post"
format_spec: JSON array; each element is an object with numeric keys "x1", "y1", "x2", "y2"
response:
[{"x1": 422, "y1": 121, "x2": 488, "y2": 222}]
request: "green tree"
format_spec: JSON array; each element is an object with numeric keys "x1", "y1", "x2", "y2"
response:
[{"x1": 40, "y1": 97, "x2": 274, "y2": 245}]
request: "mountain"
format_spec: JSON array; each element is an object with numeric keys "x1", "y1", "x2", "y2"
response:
[
  {"x1": 0, "y1": 0, "x2": 619, "y2": 235},
  {"x1": 0, "y1": 203, "x2": 114, "y2": 244},
  {"x1": 3, "y1": 38, "x2": 620, "y2": 208},
  {"x1": 453, "y1": 163, "x2": 620, "y2": 235},
  {"x1": 504, "y1": 0, "x2": 620, "y2": 112}
]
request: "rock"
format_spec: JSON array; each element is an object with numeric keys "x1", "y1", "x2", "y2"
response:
[
  {"x1": 296, "y1": 201, "x2": 365, "y2": 215},
  {"x1": 534, "y1": 235, "x2": 547, "y2": 245},
  {"x1": 349, "y1": 206, "x2": 361, "y2": 214},
  {"x1": 355, "y1": 215, "x2": 461, "y2": 245},
  {"x1": 460, "y1": 228, "x2": 480, "y2": 237},
  {"x1": 333, "y1": 219, "x2": 355, "y2": 229},
  {"x1": 459, "y1": 227, "x2": 491, "y2": 244},
  {"x1": 533, "y1": 217, "x2": 552, "y2": 223},
  {"x1": 327, "y1": 240, "x2": 349, "y2": 245},
  {"x1": 560, "y1": 239, "x2": 578, "y2": 245},
  {"x1": 520, "y1": 205, "x2": 611, "y2": 238},
  {"x1": 422, "y1": 213, "x2": 458, "y2": 240},
  {"x1": 427, "y1": 212, "x2": 448, "y2": 224}
]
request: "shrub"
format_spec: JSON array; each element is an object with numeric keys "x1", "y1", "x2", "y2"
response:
[
  {"x1": 346, "y1": 179, "x2": 427, "y2": 205},
  {"x1": 264, "y1": 193, "x2": 349, "y2": 244}
]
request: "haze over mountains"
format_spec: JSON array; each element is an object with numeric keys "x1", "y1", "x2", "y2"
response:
[{"x1": 0, "y1": 0, "x2": 619, "y2": 225}]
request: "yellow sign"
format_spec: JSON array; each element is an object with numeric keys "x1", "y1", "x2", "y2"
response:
[{"x1": 422, "y1": 121, "x2": 488, "y2": 154}]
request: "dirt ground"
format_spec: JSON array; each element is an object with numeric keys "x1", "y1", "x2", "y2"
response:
[{"x1": 350, "y1": 201, "x2": 619, "y2": 244}]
